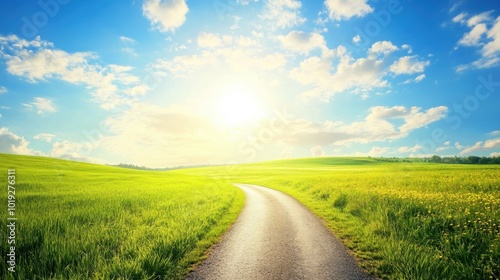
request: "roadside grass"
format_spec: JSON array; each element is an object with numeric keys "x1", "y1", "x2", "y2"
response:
[
  {"x1": 185, "y1": 157, "x2": 500, "y2": 280},
  {"x1": 0, "y1": 154, "x2": 244, "y2": 279}
]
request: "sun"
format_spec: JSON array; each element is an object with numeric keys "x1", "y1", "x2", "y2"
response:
[{"x1": 215, "y1": 83, "x2": 265, "y2": 127}]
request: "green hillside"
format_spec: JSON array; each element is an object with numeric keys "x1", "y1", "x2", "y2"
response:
[{"x1": 0, "y1": 154, "x2": 244, "y2": 279}]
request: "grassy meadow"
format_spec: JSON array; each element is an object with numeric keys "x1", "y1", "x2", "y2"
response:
[
  {"x1": 183, "y1": 157, "x2": 500, "y2": 280},
  {"x1": 0, "y1": 154, "x2": 244, "y2": 279},
  {"x1": 1, "y1": 154, "x2": 499, "y2": 279}
]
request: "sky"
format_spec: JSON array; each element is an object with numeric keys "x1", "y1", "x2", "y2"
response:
[{"x1": 0, "y1": 0, "x2": 499, "y2": 168}]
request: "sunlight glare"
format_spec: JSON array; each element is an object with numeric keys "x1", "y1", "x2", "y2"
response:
[{"x1": 215, "y1": 83, "x2": 265, "y2": 127}]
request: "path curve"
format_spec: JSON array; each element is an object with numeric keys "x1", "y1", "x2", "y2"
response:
[{"x1": 187, "y1": 184, "x2": 373, "y2": 280}]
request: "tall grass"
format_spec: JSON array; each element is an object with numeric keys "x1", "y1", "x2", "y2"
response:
[
  {"x1": 0, "y1": 154, "x2": 244, "y2": 279},
  {"x1": 187, "y1": 158, "x2": 500, "y2": 279}
]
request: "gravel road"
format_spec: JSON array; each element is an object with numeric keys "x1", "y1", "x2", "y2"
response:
[{"x1": 186, "y1": 184, "x2": 373, "y2": 280}]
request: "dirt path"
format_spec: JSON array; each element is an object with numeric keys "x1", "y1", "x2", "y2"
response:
[{"x1": 187, "y1": 184, "x2": 372, "y2": 280}]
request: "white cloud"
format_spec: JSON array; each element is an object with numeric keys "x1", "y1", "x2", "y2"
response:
[
  {"x1": 34, "y1": 133, "x2": 56, "y2": 142},
  {"x1": 261, "y1": 0, "x2": 306, "y2": 29},
  {"x1": 278, "y1": 31, "x2": 327, "y2": 54},
  {"x1": 121, "y1": 47, "x2": 138, "y2": 56},
  {"x1": 390, "y1": 56, "x2": 430, "y2": 74},
  {"x1": 414, "y1": 74, "x2": 426, "y2": 82},
  {"x1": 152, "y1": 44, "x2": 285, "y2": 78},
  {"x1": 366, "y1": 106, "x2": 408, "y2": 121},
  {"x1": 119, "y1": 36, "x2": 135, "y2": 43},
  {"x1": 491, "y1": 152, "x2": 500, "y2": 157},
  {"x1": 466, "y1": 11, "x2": 492, "y2": 27},
  {"x1": 459, "y1": 137, "x2": 500, "y2": 155},
  {"x1": 452, "y1": 12, "x2": 467, "y2": 24},
  {"x1": 403, "y1": 74, "x2": 426, "y2": 84},
  {"x1": 398, "y1": 144, "x2": 422, "y2": 153},
  {"x1": 291, "y1": 45, "x2": 391, "y2": 100},
  {"x1": 197, "y1": 32, "x2": 223, "y2": 48},
  {"x1": 369, "y1": 41, "x2": 398, "y2": 56},
  {"x1": 454, "y1": 12, "x2": 500, "y2": 71},
  {"x1": 23, "y1": 97, "x2": 57, "y2": 115},
  {"x1": 436, "y1": 145, "x2": 452, "y2": 152},
  {"x1": 483, "y1": 16, "x2": 500, "y2": 57},
  {"x1": 401, "y1": 44, "x2": 413, "y2": 54},
  {"x1": 0, "y1": 86, "x2": 6, "y2": 94},
  {"x1": 236, "y1": 0, "x2": 258, "y2": 4},
  {"x1": 0, "y1": 127, "x2": 35, "y2": 155},
  {"x1": 490, "y1": 130, "x2": 500, "y2": 136},
  {"x1": 325, "y1": 0, "x2": 373, "y2": 21},
  {"x1": 124, "y1": 85, "x2": 149, "y2": 96},
  {"x1": 290, "y1": 43, "x2": 431, "y2": 101},
  {"x1": 0, "y1": 35, "x2": 145, "y2": 109},
  {"x1": 459, "y1": 23, "x2": 488, "y2": 46},
  {"x1": 367, "y1": 147, "x2": 389, "y2": 157},
  {"x1": 399, "y1": 106, "x2": 448, "y2": 133},
  {"x1": 352, "y1": 35, "x2": 361, "y2": 43},
  {"x1": 142, "y1": 0, "x2": 189, "y2": 32},
  {"x1": 119, "y1": 36, "x2": 137, "y2": 56},
  {"x1": 274, "y1": 105, "x2": 448, "y2": 147}
]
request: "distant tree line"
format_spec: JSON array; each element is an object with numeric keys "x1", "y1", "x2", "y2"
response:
[
  {"x1": 114, "y1": 163, "x2": 154, "y2": 170},
  {"x1": 372, "y1": 156, "x2": 500, "y2": 164},
  {"x1": 426, "y1": 155, "x2": 500, "y2": 164},
  {"x1": 111, "y1": 163, "x2": 215, "y2": 171}
]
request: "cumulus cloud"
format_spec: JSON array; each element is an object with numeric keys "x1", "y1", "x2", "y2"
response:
[
  {"x1": 143, "y1": 0, "x2": 189, "y2": 32},
  {"x1": 278, "y1": 31, "x2": 327, "y2": 54},
  {"x1": 23, "y1": 97, "x2": 57, "y2": 115},
  {"x1": 325, "y1": 0, "x2": 373, "y2": 21},
  {"x1": 0, "y1": 35, "x2": 145, "y2": 109},
  {"x1": 289, "y1": 41, "x2": 431, "y2": 101},
  {"x1": 291, "y1": 43, "x2": 388, "y2": 100},
  {"x1": 0, "y1": 86, "x2": 6, "y2": 94},
  {"x1": 260, "y1": 0, "x2": 306, "y2": 29},
  {"x1": 0, "y1": 127, "x2": 35, "y2": 155},
  {"x1": 390, "y1": 56, "x2": 430, "y2": 74},
  {"x1": 369, "y1": 41, "x2": 399, "y2": 56},
  {"x1": 274, "y1": 105, "x2": 448, "y2": 148},
  {"x1": 453, "y1": 12, "x2": 500, "y2": 71},
  {"x1": 459, "y1": 137, "x2": 500, "y2": 155}
]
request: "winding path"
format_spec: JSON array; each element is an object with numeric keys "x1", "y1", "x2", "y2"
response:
[{"x1": 187, "y1": 184, "x2": 372, "y2": 280}]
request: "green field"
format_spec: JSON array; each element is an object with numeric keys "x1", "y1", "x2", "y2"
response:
[
  {"x1": 1, "y1": 154, "x2": 499, "y2": 279},
  {"x1": 0, "y1": 154, "x2": 244, "y2": 279},
  {"x1": 184, "y1": 158, "x2": 500, "y2": 279}
]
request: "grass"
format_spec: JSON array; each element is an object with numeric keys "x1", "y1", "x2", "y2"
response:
[
  {"x1": 183, "y1": 157, "x2": 500, "y2": 280},
  {"x1": 1, "y1": 154, "x2": 499, "y2": 279},
  {"x1": 0, "y1": 153, "x2": 244, "y2": 279}
]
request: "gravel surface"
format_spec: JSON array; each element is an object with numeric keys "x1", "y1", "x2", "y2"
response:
[{"x1": 186, "y1": 184, "x2": 373, "y2": 280}]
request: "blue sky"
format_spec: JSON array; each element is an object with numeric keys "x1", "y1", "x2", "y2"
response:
[{"x1": 0, "y1": 0, "x2": 499, "y2": 167}]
